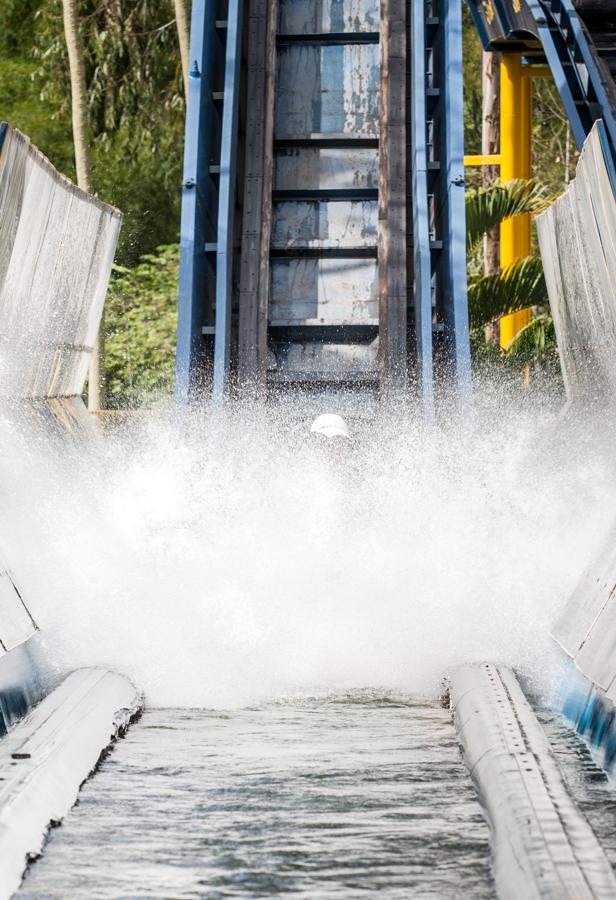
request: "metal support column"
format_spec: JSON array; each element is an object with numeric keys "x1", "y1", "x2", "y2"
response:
[
  {"x1": 212, "y1": 0, "x2": 243, "y2": 405},
  {"x1": 442, "y1": 0, "x2": 472, "y2": 396},
  {"x1": 412, "y1": 0, "x2": 471, "y2": 401},
  {"x1": 499, "y1": 53, "x2": 532, "y2": 348},
  {"x1": 410, "y1": 0, "x2": 434, "y2": 411},
  {"x1": 175, "y1": 1, "x2": 222, "y2": 407}
]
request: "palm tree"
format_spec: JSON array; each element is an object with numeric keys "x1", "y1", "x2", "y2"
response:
[
  {"x1": 466, "y1": 179, "x2": 555, "y2": 354},
  {"x1": 62, "y1": 0, "x2": 104, "y2": 412}
]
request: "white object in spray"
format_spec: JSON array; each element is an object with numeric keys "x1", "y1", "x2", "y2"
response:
[{"x1": 310, "y1": 414, "x2": 350, "y2": 440}]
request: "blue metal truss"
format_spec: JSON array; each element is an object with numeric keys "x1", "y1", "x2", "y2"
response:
[
  {"x1": 411, "y1": 0, "x2": 472, "y2": 406},
  {"x1": 175, "y1": 1, "x2": 222, "y2": 407},
  {"x1": 524, "y1": 0, "x2": 616, "y2": 155},
  {"x1": 211, "y1": 0, "x2": 243, "y2": 405},
  {"x1": 176, "y1": 1, "x2": 473, "y2": 409}
]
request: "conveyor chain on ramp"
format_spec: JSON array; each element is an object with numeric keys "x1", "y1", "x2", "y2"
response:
[
  {"x1": 451, "y1": 663, "x2": 616, "y2": 900},
  {"x1": 175, "y1": 0, "x2": 472, "y2": 406}
]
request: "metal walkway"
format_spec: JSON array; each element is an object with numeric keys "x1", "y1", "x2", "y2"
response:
[{"x1": 175, "y1": 0, "x2": 471, "y2": 409}]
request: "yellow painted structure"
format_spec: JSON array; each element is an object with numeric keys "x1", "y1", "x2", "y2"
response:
[
  {"x1": 463, "y1": 59, "x2": 551, "y2": 349},
  {"x1": 464, "y1": 154, "x2": 502, "y2": 167},
  {"x1": 499, "y1": 53, "x2": 532, "y2": 348}
]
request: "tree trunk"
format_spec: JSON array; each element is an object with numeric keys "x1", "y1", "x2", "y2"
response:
[
  {"x1": 173, "y1": 0, "x2": 190, "y2": 92},
  {"x1": 482, "y1": 50, "x2": 500, "y2": 277},
  {"x1": 62, "y1": 0, "x2": 104, "y2": 413}
]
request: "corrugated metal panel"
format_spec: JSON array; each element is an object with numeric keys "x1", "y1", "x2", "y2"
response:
[
  {"x1": 272, "y1": 200, "x2": 377, "y2": 248},
  {"x1": 275, "y1": 44, "x2": 380, "y2": 138},
  {"x1": 0, "y1": 126, "x2": 121, "y2": 401},
  {"x1": 271, "y1": 258, "x2": 378, "y2": 324},
  {"x1": 278, "y1": 0, "x2": 379, "y2": 34},
  {"x1": 274, "y1": 148, "x2": 378, "y2": 190}
]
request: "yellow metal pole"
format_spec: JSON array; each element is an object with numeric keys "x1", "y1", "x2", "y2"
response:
[
  {"x1": 499, "y1": 54, "x2": 532, "y2": 348},
  {"x1": 464, "y1": 154, "x2": 501, "y2": 166}
]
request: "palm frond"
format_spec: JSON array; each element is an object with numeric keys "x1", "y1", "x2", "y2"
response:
[
  {"x1": 466, "y1": 179, "x2": 555, "y2": 253},
  {"x1": 504, "y1": 313, "x2": 556, "y2": 356},
  {"x1": 467, "y1": 255, "x2": 548, "y2": 328}
]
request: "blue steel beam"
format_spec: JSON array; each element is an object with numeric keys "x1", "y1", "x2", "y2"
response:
[
  {"x1": 212, "y1": 0, "x2": 244, "y2": 405},
  {"x1": 524, "y1": 0, "x2": 616, "y2": 155},
  {"x1": 442, "y1": 0, "x2": 472, "y2": 396},
  {"x1": 410, "y1": 0, "x2": 435, "y2": 413},
  {"x1": 411, "y1": 0, "x2": 472, "y2": 403},
  {"x1": 175, "y1": 1, "x2": 221, "y2": 407}
]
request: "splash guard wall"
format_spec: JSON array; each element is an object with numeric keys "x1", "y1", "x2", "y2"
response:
[{"x1": 0, "y1": 123, "x2": 121, "y2": 700}]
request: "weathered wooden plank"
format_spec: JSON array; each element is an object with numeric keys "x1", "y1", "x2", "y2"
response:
[
  {"x1": 256, "y1": 0, "x2": 278, "y2": 388},
  {"x1": 378, "y1": 1, "x2": 407, "y2": 389},
  {"x1": 237, "y1": 0, "x2": 277, "y2": 391}
]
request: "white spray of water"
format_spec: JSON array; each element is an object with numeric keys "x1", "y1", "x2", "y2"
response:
[{"x1": 0, "y1": 386, "x2": 614, "y2": 708}]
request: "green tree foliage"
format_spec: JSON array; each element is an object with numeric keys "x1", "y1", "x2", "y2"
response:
[
  {"x1": 33, "y1": 0, "x2": 186, "y2": 265},
  {"x1": 105, "y1": 245, "x2": 179, "y2": 408},
  {"x1": 467, "y1": 256, "x2": 547, "y2": 328},
  {"x1": 466, "y1": 180, "x2": 552, "y2": 329},
  {"x1": 2, "y1": 0, "x2": 186, "y2": 266},
  {"x1": 466, "y1": 179, "x2": 553, "y2": 254},
  {"x1": 465, "y1": 180, "x2": 559, "y2": 376},
  {"x1": 462, "y1": 9, "x2": 572, "y2": 192},
  {"x1": 0, "y1": 0, "x2": 74, "y2": 173},
  {"x1": 2, "y1": 0, "x2": 185, "y2": 407}
]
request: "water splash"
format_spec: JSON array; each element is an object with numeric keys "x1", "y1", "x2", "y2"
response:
[{"x1": 0, "y1": 386, "x2": 614, "y2": 708}]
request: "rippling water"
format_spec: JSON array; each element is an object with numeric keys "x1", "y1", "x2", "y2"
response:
[{"x1": 18, "y1": 694, "x2": 494, "y2": 898}]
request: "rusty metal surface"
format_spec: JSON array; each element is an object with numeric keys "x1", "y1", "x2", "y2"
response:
[
  {"x1": 267, "y1": 0, "x2": 381, "y2": 383},
  {"x1": 274, "y1": 148, "x2": 378, "y2": 190},
  {"x1": 271, "y1": 258, "x2": 378, "y2": 324},
  {"x1": 278, "y1": 0, "x2": 379, "y2": 34},
  {"x1": 272, "y1": 200, "x2": 377, "y2": 248},
  {"x1": 275, "y1": 44, "x2": 380, "y2": 138}
]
